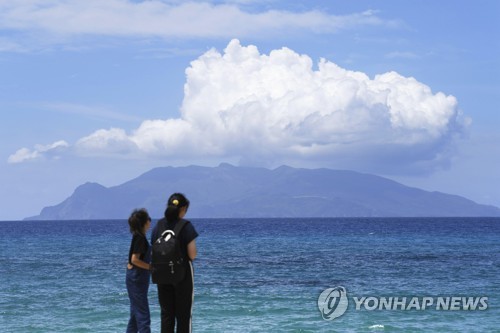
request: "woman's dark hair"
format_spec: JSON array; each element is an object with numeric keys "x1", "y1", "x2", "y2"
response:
[
  {"x1": 128, "y1": 208, "x2": 151, "y2": 234},
  {"x1": 165, "y1": 193, "x2": 190, "y2": 223}
]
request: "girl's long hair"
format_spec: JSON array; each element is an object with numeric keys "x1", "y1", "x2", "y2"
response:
[{"x1": 164, "y1": 193, "x2": 190, "y2": 223}]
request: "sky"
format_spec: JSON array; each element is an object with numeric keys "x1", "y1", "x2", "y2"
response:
[{"x1": 1, "y1": 0, "x2": 499, "y2": 220}]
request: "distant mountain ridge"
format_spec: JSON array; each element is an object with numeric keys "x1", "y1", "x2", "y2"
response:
[{"x1": 27, "y1": 164, "x2": 500, "y2": 220}]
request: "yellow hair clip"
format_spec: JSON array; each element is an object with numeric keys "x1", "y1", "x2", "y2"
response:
[{"x1": 172, "y1": 199, "x2": 179, "y2": 206}]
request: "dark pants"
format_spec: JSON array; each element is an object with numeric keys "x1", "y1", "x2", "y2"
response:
[
  {"x1": 157, "y1": 262, "x2": 194, "y2": 333},
  {"x1": 126, "y1": 267, "x2": 151, "y2": 333}
]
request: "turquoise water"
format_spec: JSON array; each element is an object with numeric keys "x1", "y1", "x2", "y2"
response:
[{"x1": 0, "y1": 218, "x2": 499, "y2": 332}]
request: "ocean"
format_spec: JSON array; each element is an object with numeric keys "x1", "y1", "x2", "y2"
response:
[{"x1": 0, "y1": 217, "x2": 498, "y2": 332}]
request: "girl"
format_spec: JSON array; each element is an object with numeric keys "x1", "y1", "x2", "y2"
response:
[
  {"x1": 151, "y1": 193, "x2": 198, "y2": 333},
  {"x1": 126, "y1": 208, "x2": 152, "y2": 333}
]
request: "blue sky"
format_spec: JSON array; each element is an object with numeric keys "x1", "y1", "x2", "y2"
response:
[{"x1": 1, "y1": 0, "x2": 499, "y2": 220}]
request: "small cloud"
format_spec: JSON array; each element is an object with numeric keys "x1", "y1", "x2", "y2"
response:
[
  {"x1": 8, "y1": 141, "x2": 69, "y2": 163},
  {"x1": 7, "y1": 148, "x2": 39, "y2": 164},
  {"x1": 75, "y1": 128, "x2": 138, "y2": 157}
]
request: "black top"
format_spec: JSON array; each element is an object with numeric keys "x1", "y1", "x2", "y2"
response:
[
  {"x1": 128, "y1": 232, "x2": 150, "y2": 266},
  {"x1": 151, "y1": 218, "x2": 198, "y2": 260}
]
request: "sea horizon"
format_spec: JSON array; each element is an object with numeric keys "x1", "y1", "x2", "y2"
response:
[{"x1": 4, "y1": 215, "x2": 500, "y2": 223}]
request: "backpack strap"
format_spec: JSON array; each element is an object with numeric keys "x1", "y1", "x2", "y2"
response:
[
  {"x1": 154, "y1": 218, "x2": 187, "y2": 243},
  {"x1": 154, "y1": 218, "x2": 167, "y2": 243},
  {"x1": 172, "y1": 219, "x2": 187, "y2": 237}
]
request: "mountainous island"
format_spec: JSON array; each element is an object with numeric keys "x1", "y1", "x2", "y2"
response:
[{"x1": 27, "y1": 164, "x2": 500, "y2": 220}]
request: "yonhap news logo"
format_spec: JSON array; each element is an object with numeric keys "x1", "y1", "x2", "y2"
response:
[
  {"x1": 317, "y1": 286, "x2": 349, "y2": 320},
  {"x1": 318, "y1": 286, "x2": 488, "y2": 321}
]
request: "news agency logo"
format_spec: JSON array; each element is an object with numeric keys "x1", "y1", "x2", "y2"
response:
[
  {"x1": 317, "y1": 286, "x2": 348, "y2": 320},
  {"x1": 318, "y1": 286, "x2": 489, "y2": 321}
]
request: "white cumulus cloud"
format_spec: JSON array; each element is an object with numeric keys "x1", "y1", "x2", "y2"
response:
[{"x1": 9, "y1": 40, "x2": 468, "y2": 174}]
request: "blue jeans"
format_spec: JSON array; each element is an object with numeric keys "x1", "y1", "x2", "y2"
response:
[{"x1": 126, "y1": 267, "x2": 151, "y2": 333}]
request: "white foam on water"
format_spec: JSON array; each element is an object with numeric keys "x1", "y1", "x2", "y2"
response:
[{"x1": 369, "y1": 324, "x2": 385, "y2": 330}]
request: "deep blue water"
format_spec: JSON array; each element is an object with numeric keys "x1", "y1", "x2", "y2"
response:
[{"x1": 0, "y1": 218, "x2": 499, "y2": 332}]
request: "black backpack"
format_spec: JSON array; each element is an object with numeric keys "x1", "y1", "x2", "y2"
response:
[{"x1": 151, "y1": 219, "x2": 187, "y2": 285}]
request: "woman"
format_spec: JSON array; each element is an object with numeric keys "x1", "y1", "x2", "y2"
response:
[
  {"x1": 126, "y1": 208, "x2": 152, "y2": 333},
  {"x1": 151, "y1": 193, "x2": 198, "y2": 333}
]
